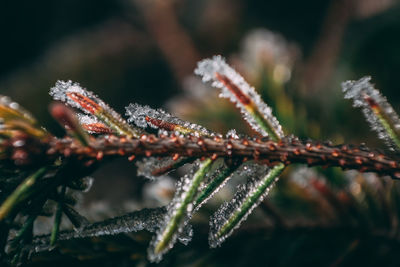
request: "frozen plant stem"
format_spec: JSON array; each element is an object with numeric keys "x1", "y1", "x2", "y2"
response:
[
  {"x1": 151, "y1": 158, "x2": 212, "y2": 260},
  {"x1": 126, "y1": 103, "x2": 215, "y2": 137},
  {"x1": 50, "y1": 103, "x2": 89, "y2": 147},
  {"x1": 126, "y1": 103, "x2": 215, "y2": 179},
  {"x1": 342, "y1": 76, "x2": 400, "y2": 151},
  {"x1": 50, "y1": 80, "x2": 141, "y2": 138},
  {"x1": 367, "y1": 97, "x2": 400, "y2": 149},
  {"x1": 195, "y1": 56, "x2": 284, "y2": 140},
  {"x1": 210, "y1": 163, "x2": 285, "y2": 246},
  {"x1": 215, "y1": 73, "x2": 282, "y2": 141},
  {"x1": 195, "y1": 56, "x2": 288, "y2": 248}
]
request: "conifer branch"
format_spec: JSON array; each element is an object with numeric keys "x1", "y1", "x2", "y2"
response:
[{"x1": 37, "y1": 135, "x2": 400, "y2": 178}]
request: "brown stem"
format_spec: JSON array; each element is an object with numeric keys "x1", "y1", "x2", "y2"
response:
[{"x1": 42, "y1": 135, "x2": 400, "y2": 179}]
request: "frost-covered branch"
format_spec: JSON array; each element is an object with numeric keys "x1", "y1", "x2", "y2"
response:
[{"x1": 14, "y1": 135, "x2": 395, "y2": 179}]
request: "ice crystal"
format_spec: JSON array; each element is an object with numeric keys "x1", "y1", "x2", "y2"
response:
[
  {"x1": 125, "y1": 103, "x2": 214, "y2": 137},
  {"x1": 77, "y1": 114, "x2": 100, "y2": 128},
  {"x1": 195, "y1": 56, "x2": 284, "y2": 140},
  {"x1": 77, "y1": 114, "x2": 97, "y2": 125},
  {"x1": 50, "y1": 81, "x2": 88, "y2": 109},
  {"x1": 77, "y1": 114, "x2": 113, "y2": 135},
  {"x1": 226, "y1": 129, "x2": 240, "y2": 139},
  {"x1": 148, "y1": 159, "x2": 212, "y2": 262},
  {"x1": 50, "y1": 80, "x2": 140, "y2": 137},
  {"x1": 342, "y1": 76, "x2": 400, "y2": 151},
  {"x1": 209, "y1": 163, "x2": 284, "y2": 248}
]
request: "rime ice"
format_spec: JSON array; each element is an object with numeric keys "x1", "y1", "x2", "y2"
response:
[
  {"x1": 195, "y1": 56, "x2": 284, "y2": 139},
  {"x1": 226, "y1": 129, "x2": 240, "y2": 139},
  {"x1": 50, "y1": 80, "x2": 89, "y2": 110},
  {"x1": 77, "y1": 114, "x2": 102, "y2": 133},
  {"x1": 77, "y1": 114, "x2": 99, "y2": 126},
  {"x1": 342, "y1": 76, "x2": 400, "y2": 151}
]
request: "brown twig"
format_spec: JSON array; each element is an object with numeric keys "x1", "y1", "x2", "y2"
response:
[
  {"x1": 3, "y1": 133, "x2": 400, "y2": 178},
  {"x1": 39, "y1": 135, "x2": 400, "y2": 178}
]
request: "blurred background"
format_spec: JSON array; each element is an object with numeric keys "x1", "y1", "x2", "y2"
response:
[{"x1": 2, "y1": 0, "x2": 400, "y2": 265}]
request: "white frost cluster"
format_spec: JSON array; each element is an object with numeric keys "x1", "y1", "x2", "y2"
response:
[
  {"x1": 226, "y1": 129, "x2": 240, "y2": 139},
  {"x1": 194, "y1": 56, "x2": 284, "y2": 138},
  {"x1": 77, "y1": 114, "x2": 103, "y2": 133},
  {"x1": 50, "y1": 80, "x2": 90, "y2": 110},
  {"x1": 208, "y1": 163, "x2": 279, "y2": 248},
  {"x1": 77, "y1": 114, "x2": 99, "y2": 125},
  {"x1": 126, "y1": 103, "x2": 214, "y2": 137},
  {"x1": 342, "y1": 76, "x2": 400, "y2": 151}
]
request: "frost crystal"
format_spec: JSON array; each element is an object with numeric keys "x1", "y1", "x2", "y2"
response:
[
  {"x1": 77, "y1": 114, "x2": 99, "y2": 126},
  {"x1": 342, "y1": 76, "x2": 400, "y2": 151},
  {"x1": 50, "y1": 80, "x2": 89, "y2": 109},
  {"x1": 77, "y1": 114, "x2": 113, "y2": 134},
  {"x1": 209, "y1": 162, "x2": 284, "y2": 248},
  {"x1": 125, "y1": 103, "x2": 214, "y2": 137},
  {"x1": 195, "y1": 56, "x2": 284, "y2": 140},
  {"x1": 226, "y1": 129, "x2": 239, "y2": 139}
]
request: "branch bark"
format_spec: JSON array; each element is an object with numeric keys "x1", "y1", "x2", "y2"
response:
[{"x1": 40, "y1": 135, "x2": 400, "y2": 178}]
